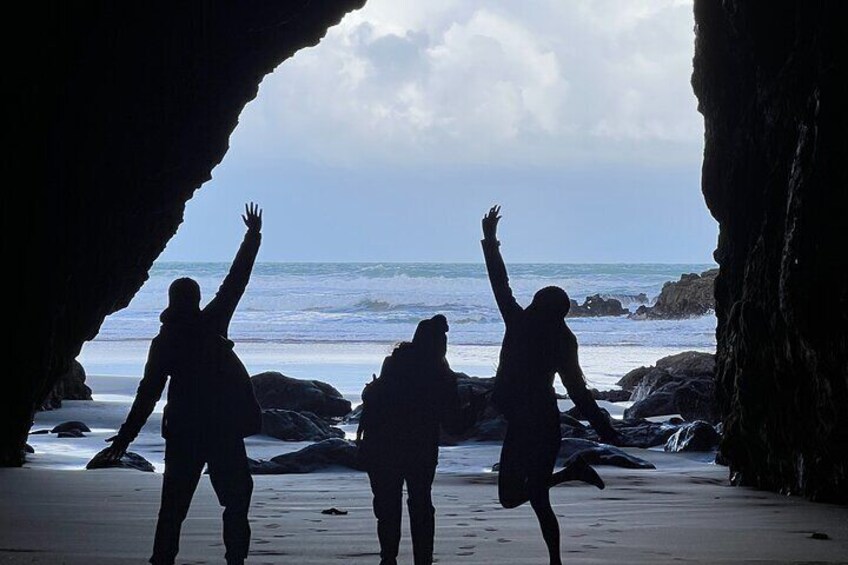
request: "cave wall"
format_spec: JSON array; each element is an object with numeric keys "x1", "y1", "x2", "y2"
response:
[
  {"x1": 693, "y1": 1, "x2": 847, "y2": 502},
  {"x1": 4, "y1": 1, "x2": 365, "y2": 466}
]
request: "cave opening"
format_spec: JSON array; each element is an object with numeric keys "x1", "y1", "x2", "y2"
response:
[{"x1": 9, "y1": 0, "x2": 846, "y2": 507}]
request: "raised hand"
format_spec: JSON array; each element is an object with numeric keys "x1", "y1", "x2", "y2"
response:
[
  {"x1": 242, "y1": 202, "x2": 263, "y2": 233},
  {"x1": 482, "y1": 205, "x2": 501, "y2": 241}
]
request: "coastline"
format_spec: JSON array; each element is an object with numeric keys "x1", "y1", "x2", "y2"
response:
[{"x1": 3, "y1": 451, "x2": 846, "y2": 564}]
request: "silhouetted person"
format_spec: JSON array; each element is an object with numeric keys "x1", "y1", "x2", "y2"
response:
[
  {"x1": 481, "y1": 205, "x2": 622, "y2": 565},
  {"x1": 102, "y1": 203, "x2": 264, "y2": 565},
  {"x1": 357, "y1": 315, "x2": 478, "y2": 565}
]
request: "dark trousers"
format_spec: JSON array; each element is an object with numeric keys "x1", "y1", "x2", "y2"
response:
[
  {"x1": 367, "y1": 458, "x2": 437, "y2": 565},
  {"x1": 150, "y1": 436, "x2": 253, "y2": 565},
  {"x1": 498, "y1": 408, "x2": 560, "y2": 509}
]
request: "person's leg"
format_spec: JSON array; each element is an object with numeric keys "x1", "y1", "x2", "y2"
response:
[
  {"x1": 368, "y1": 462, "x2": 404, "y2": 565},
  {"x1": 497, "y1": 423, "x2": 530, "y2": 509},
  {"x1": 550, "y1": 454, "x2": 605, "y2": 489},
  {"x1": 527, "y1": 414, "x2": 563, "y2": 565},
  {"x1": 406, "y1": 461, "x2": 437, "y2": 565},
  {"x1": 207, "y1": 437, "x2": 253, "y2": 565},
  {"x1": 150, "y1": 438, "x2": 204, "y2": 565},
  {"x1": 528, "y1": 481, "x2": 561, "y2": 565}
]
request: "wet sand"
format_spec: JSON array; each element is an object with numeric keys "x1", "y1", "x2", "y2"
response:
[{"x1": 1, "y1": 450, "x2": 846, "y2": 564}]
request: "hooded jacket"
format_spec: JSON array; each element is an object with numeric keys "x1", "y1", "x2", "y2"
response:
[{"x1": 117, "y1": 228, "x2": 262, "y2": 443}]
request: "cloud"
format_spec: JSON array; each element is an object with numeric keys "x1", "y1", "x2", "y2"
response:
[{"x1": 233, "y1": 0, "x2": 702, "y2": 168}]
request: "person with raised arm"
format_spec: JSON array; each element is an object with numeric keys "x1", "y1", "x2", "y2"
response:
[
  {"x1": 480, "y1": 205, "x2": 622, "y2": 565},
  {"x1": 101, "y1": 203, "x2": 264, "y2": 565}
]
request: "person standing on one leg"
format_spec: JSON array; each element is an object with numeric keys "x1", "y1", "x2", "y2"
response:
[
  {"x1": 480, "y1": 205, "x2": 622, "y2": 565},
  {"x1": 102, "y1": 204, "x2": 264, "y2": 565}
]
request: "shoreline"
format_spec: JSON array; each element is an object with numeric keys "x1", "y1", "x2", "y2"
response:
[{"x1": 3, "y1": 451, "x2": 846, "y2": 564}]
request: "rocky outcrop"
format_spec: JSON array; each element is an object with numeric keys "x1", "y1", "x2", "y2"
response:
[
  {"x1": 260, "y1": 409, "x2": 344, "y2": 442},
  {"x1": 618, "y1": 352, "x2": 718, "y2": 423},
  {"x1": 693, "y1": 1, "x2": 847, "y2": 501},
  {"x1": 248, "y1": 438, "x2": 364, "y2": 474},
  {"x1": 630, "y1": 269, "x2": 717, "y2": 319},
  {"x1": 252, "y1": 372, "x2": 352, "y2": 418},
  {"x1": 50, "y1": 421, "x2": 91, "y2": 434},
  {"x1": 568, "y1": 294, "x2": 628, "y2": 318},
  {"x1": 558, "y1": 438, "x2": 655, "y2": 469},
  {"x1": 664, "y1": 421, "x2": 721, "y2": 453},
  {"x1": 39, "y1": 361, "x2": 92, "y2": 411},
  {"x1": 5, "y1": 1, "x2": 366, "y2": 466}
]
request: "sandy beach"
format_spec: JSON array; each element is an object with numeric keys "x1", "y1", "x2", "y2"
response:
[{"x1": 2, "y1": 448, "x2": 846, "y2": 564}]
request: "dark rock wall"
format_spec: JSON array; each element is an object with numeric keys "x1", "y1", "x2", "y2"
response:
[
  {"x1": 4, "y1": 1, "x2": 365, "y2": 466},
  {"x1": 693, "y1": 1, "x2": 847, "y2": 502}
]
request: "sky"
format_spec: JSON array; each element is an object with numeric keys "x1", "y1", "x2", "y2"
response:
[{"x1": 160, "y1": 0, "x2": 717, "y2": 264}]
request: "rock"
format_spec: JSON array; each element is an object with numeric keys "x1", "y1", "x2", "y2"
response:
[
  {"x1": 51, "y1": 421, "x2": 91, "y2": 434},
  {"x1": 87, "y1": 449, "x2": 155, "y2": 472},
  {"x1": 341, "y1": 404, "x2": 363, "y2": 424},
  {"x1": 39, "y1": 361, "x2": 92, "y2": 411},
  {"x1": 25, "y1": 444, "x2": 34, "y2": 454},
  {"x1": 29, "y1": 429, "x2": 50, "y2": 435},
  {"x1": 568, "y1": 294, "x2": 629, "y2": 318},
  {"x1": 590, "y1": 389, "x2": 631, "y2": 402},
  {"x1": 561, "y1": 416, "x2": 680, "y2": 449},
  {"x1": 624, "y1": 392, "x2": 677, "y2": 420},
  {"x1": 665, "y1": 421, "x2": 721, "y2": 452},
  {"x1": 260, "y1": 409, "x2": 344, "y2": 442},
  {"x1": 57, "y1": 430, "x2": 85, "y2": 438},
  {"x1": 629, "y1": 269, "x2": 718, "y2": 319},
  {"x1": 249, "y1": 439, "x2": 365, "y2": 474},
  {"x1": 617, "y1": 352, "x2": 718, "y2": 423},
  {"x1": 251, "y1": 372, "x2": 351, "y2": 418},
  {"x1": 557, "y1": 438, "x2": 655, "y2": 469}
]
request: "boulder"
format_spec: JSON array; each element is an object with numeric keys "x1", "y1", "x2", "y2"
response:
[
  {"x1": 590, "y1": 389, "x2": 631, "y2": 402},
  {"x1": 558, "y1": 438, "x2": 655, "y2": 469},
  {"x1": 260, "y1": 409, "x2": 344, "y2": 442},
  {"x1": 629, "y1": 269, "x2": 718, "y2": 319},
  {"x1": 51, "y1": 421, "x2": 91, "y2": 434},
  {"x1": 57, "y1": 430, "x2": 85, "y2": 438},
  {"x1": 617, "y1": 352, "x2": 718, "y2": 423},
  {"x1": 568, "y1": 294, "x2": 629, "y2": 318},
  {"x1": 251, "y1": 372, "x2": 351, "y2": 418},
  {"x1": 664, "y1": 421, "x2": 721, "y2": 452},
  {"x1": 39, "y1": 361, "x2": 92, "y2": 411},
  {"x1": 249, "y1": 438, "x2": 365, "y2": 474},
  {"x1": 87, "y1": 449, "x2": 155, "y2": 472}
]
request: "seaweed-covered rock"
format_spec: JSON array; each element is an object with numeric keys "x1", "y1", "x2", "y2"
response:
[
  {"x1": 630, "y1": 269, "x2": 717, "y2": 319},
  {"x1": 51, "y1": 421, "x2": 91, "y2": 434},
  {"x1": 568, "y1": 294, "x2": 629, "y2": 318},
  {"x1": 39, "y1": 361, "x2": 92, "y2": 411},
  {"x1": 87, "y1": 449, "x2": 155, "y2": 472},
  {"x1": 249, "y1": 439, "x2": 364, "y2": 474},
  {"x1": 558, "y1": 438, "x2": 655, "y2": 469},
  {"x1": 251, "y1": 372, "x2": 351, "y2": 418},
  {"x1": 618, "y1": 352, "x2": 718, "y2": 423},
  {"x1": 665, "y1": 421, "x2": 721, "y2": 453},
  {"x1": 260, "y1": 409, "x2": 344, "y2": 442}
]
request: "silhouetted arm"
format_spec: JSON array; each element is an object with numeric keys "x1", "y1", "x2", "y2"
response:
[
  {"x1": 108, "y1": 339, "x2": 168, "y2": 456},
  {"x1": 481, "y1": 205, "x2": 521, "y2": 322},
  {"x1": 557, "y1": 331, "x2": 620, "y2": 444},
  {"x1": 204, "y1": 203, "x2": 262, "y2": 336},
  {"x1": 440, "y1": 364, "x2": 480, "y2": 436}
]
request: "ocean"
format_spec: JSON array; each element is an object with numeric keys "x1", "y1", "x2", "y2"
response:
[
  {"x1": 79, "y1": 262, "x2": 716, "y2": 396},
  {"x1": 36, "y1": 262, "x2": 717, "y2": 471}
]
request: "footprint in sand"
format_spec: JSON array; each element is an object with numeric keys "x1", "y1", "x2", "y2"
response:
[
  {"x1": 484, "y1": 527, "x2": 497, "y2": 532},
  {"x1": 254, "y1": 539, "x2": 270, "y2": 545},
  {"x1": 264, "y1": 523, "x2": 281, "y2": 529},
  {"x1": 456, "y1": 551, "x2": 474, "y2": 556},
  {"x1": 497, "y1": 538, "x2": 511, "y2": 543},
  {"x1": 462, "y1": 533, "x2": 478, "y2": 538}
]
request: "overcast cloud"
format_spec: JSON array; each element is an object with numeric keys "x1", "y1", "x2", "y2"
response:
[
  {"x1": 238, "y1": 0, "x2": 701, "y2": 167},
  {"x1": 162, "y1": 0, "x2": 715, "y2": 263}
]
